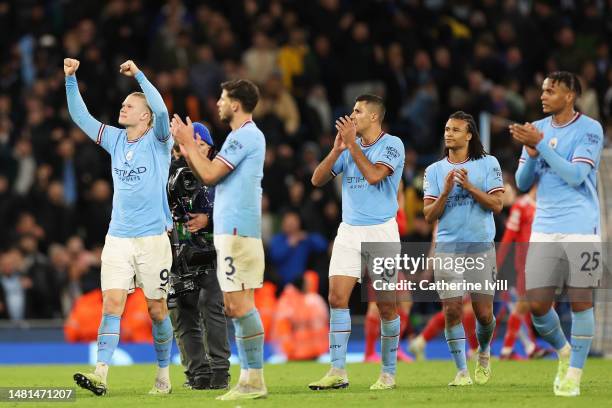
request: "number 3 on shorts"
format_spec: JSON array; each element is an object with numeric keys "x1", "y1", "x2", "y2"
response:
[{"x1": 225, "y1": 256, "x2": 236, "y2": 276}]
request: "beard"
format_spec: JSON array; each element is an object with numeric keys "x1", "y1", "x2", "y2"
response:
[{"x1": 220, "y1": 110, "x2": 233, "y2": 124}]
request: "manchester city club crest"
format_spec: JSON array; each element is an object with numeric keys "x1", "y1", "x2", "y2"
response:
[
  {"x1": 126, "y1": 150, "x2": 134, "y2": 161},
  {"x1": 549, "y1": 137, "x2": 558, "y2": 149}
]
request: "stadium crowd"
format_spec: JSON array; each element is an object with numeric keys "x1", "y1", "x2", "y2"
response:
[{"x1": 0, "y1": 0, "x2": 611, "y2": 324}]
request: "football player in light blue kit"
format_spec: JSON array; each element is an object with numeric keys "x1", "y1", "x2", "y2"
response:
[
  {"x1": 309, "y1": 95, "x2": 405, "y2": 391},
  {"x1": 423, "y1": 111, "x2": 504, "y2": 387},
  {"x1": 511, "y1": 71, "x2": 604, "y2": 397},
  {"x1": 171, "y1": 79, "x2": 267, "y2": 401},
  {"x1": 64, "y1": 59, "x2": 174, "y2": 395}
]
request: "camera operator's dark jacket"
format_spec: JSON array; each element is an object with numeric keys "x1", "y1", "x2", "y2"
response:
[{"x1": 170, "y1": 157, "x2": 215, "y2": 242}]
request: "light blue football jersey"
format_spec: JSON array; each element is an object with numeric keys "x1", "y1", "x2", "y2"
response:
[
  {"x1": 214, "y1": 120, "x2": 265, "y2": 238},
  {"x1": 331, "y1": 132, "x2": 405, "y2": 226},
  {"x1": 65, "y1": 72, "x2": 172, "y2": 238},
  {"x1": 424, "y1": 155, "x2": 504, "y2": 243},
  {"x1": 518, "y1": 113, "x2": 603, "y2": 235}
]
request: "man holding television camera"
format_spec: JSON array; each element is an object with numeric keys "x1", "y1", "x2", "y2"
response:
[{"x1": 167, "y1": 122, "x2": 230, "y2": 390}]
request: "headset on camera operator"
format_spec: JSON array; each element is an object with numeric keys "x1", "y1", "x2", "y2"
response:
[{"x1": 167, "y1": 122, "x2": 230, "y2": 390}]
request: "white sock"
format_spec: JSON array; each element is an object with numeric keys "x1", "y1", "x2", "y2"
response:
[
  {"x1": 565, "y1": 367, "x2": 582, "y2": 382},
  {"x1": 413, "y1": 335, "x2": 426, "y2": 348},
  {"x1": 157, "y1": 366, "x2": 170, "y2": 381},
  {"x1": 239, "y1": 369, "x2": 249, "y2": 384},
  {"x1": 329, "y1": 367, "x2": 348, "y2": 379},
  {"x1": 478, "y1": 351, "x2": 490, "y2": 368},
  {"x1": 94, "y1": 363, "x2": 108, "y2": 383},
  {"x1": 500, "y1": 346, "x2": 512, "y2": 357},
  {"x1": 458, "y1": 369, "x2": 469, "y2": 377},
  {"x1": 558, "y1": 343, "x2": 571, "y2": 359},
  {"x1": 380, "y1": 372, "x2": 395, "y2": 384},
  {"x1": 248, "y1": 368, "x2": 265, "y2": 388}
]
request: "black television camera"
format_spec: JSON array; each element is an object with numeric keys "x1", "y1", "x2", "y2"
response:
[{"x1": 166, "y1": 166, "x2": 216, "y2": 300}]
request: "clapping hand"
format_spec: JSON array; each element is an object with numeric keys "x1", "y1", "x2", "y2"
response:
[{"x1": 335, "y1": 115, "x2": 357, "y2": 147}]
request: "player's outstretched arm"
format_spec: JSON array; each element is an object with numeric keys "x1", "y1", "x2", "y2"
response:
[
  {"x1": 120, "y1": 60, "x2": 170, "y2": 142},
  {"x1": 64, "y1": 58, "x2": 106, "y2": 143}
]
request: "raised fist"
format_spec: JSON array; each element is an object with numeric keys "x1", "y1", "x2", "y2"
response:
[
  {"x1": 63, "y1": 58, "x2": 80, "y2": 76},
  {"x1": 119, "y1": 60, "x2": 140, "y2": 77}
]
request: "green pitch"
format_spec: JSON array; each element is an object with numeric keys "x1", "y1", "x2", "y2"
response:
[{"x1": 1, "y1": 360, "x2": 611, "y2": 407}]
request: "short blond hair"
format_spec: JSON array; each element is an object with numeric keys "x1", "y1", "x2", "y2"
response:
[{"x1": 129, "y1": 92, "x2": 153, "y2": 126}]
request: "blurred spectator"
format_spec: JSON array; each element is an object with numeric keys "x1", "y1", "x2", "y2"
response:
[
  {"x1": 268, "y1": 211, "x2": 327, "y2": 288},
  {"x1": 0, "y1": 175, "x2": 20, "y2": 249},
  {"x1": 48, "y1": 244, "x2": 70, "y2": 315},
  {"x1": 552, "y1": 26, "x2": 589, "y2": 73},
  {"x1": 169, "y1": 68, "x2": 201, "y2": 120},
  {"x1": 577, "y1": 62, "x2": 601, "y2": 120},
  {"x1": 189, "y1": 45, "x2": 225, "y2": 103},
  {"x1": 55, "y1": 138, "x2": 78, "y2": 206},
  {"x1": 262, "y1": 148, "x2": 289, "y2": 211},
  {"x1": 254, "y1": 281, "x2": 278, "y2": 342},
  {"x1": 382, "y1": 43, "x2": 410, "y2": 124},
  {"x1": 277, "y1": 27, "x2": 310, "y2": 92},
  {"x1": 65, "y1": 288, "x2": 153, "y2": 343},
  {"x1": 306, "y1": 85, "x2": 333, "y2": 134},
  {"x1": 36, "y1": 181, "x2": 75, "y2": 246},
  {"x1": 343, "y1": 21, "x2": 384, "y2": 87},
  {"x1": 311, "y1": 34, "x2": 343, "y2": 107},
  {"x1": 149, "y1": 8, "x2": 192, "y2": 71},
  {"x1": 12, "y1": 138, "x2": 36, "y2": 196},
  {"x1": 0, "y1": 248, "x2": 28, "y2": 320},
  {"x1": 69, "y1": 127, "x2": 107, "y2": 197},
  {"x1": 79, "y1": 179, "x2": 112, "y2": 248},
  {"x1": 20, "y1": 234, "x2": 62, "y2": 318},
  {"x1": 253, "y1": 73, "x2": 300, "y2": 143},
  {"x1": 62, "y1": 243, "x2": 101, "y2": 314},
  {"x1": 272, "y1": 271, "x2": 328, "y2": 360},
  {"x1": 243, "y1": 31, "x2": 279, "y2": 85},
  {"x1": 12, "y1": 212, "x2": 45, "y2": 250},
  {"x1": 261, "y1": 194, "x2": 275, "y2": 245}
]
